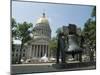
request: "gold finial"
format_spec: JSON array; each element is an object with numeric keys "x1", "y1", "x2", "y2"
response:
[{"x1": 43, "y1": 12, "x2": 45, "y2": 18}]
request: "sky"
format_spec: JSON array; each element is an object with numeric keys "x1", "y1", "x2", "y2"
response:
[{"x1": 12, "y1": 1, "x2": 94, "y2": 38}]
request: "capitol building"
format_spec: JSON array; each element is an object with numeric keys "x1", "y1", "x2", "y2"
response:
[
  {"x1": 12, "y1": 13, "x2": 52, "y2": 63},
  {"x1": 26, "y1": 13, "x2": 51, "y2": 60}
]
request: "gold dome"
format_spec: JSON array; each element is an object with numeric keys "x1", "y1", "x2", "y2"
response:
[{"x1": 36, "y1": 13, "x2": 49, "y2": 24}]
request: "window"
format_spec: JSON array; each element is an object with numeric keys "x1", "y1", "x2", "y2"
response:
[
  {"x1": 12, "y1": 49, "x2": 15, "y2": 52},
  {"x1": 23, "y1": 49, "x2": 25, "y2": 52},
  {"x1": 16, "y1": 54, "x2": 18, "y2": 57},
  {"x1": 12, "y1": 54, "x2": 14, "y2": 56},
  {"x1": 23, "y1": 54, "x2": 25, "y2": 57},
  {"x1": 16, "y1": 49, "x2": 18, "y2": 52}
]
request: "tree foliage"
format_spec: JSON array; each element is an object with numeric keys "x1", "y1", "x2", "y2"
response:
[
  {"x1": 16, "y1": 22, "x2": 33, "y2": 63},
  {"x1": 11, "y1": 19, "x2": 33, "y2": 63},
  {"x1": 16, "y1": 22, "x2": 33, "y2": 43},
  {"x1": 83, "y1": 6, "x2": 96, "y2": 49},
  {"x1": 49, "y1": 37, "x2": 57, "y2": 57}
]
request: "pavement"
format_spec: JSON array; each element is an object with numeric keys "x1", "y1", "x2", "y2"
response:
[{"x1": 11, "y1": 62, "x2": 96, "y2": 75}]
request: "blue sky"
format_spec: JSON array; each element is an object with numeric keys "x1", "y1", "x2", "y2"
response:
[{"x1": 12, "y1": 1, "x2": 94, "y2": 37}]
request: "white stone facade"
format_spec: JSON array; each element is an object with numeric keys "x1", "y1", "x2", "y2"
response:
[{"x1": 12, "y1": 44, "x2": 26, "y2": 63}]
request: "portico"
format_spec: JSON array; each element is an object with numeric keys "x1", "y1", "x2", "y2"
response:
[{"x1": 31, "y1": 44, "x2": 49, "y2": 58}]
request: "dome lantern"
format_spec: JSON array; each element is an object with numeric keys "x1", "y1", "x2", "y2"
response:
[
  {"x1": 43, "y1": 12, "x2": 45, "y2": 18},
  {"x1": 36, "y1": 13, "x2": 49, "y2": 25}
]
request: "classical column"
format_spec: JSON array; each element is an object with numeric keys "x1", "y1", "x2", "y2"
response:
[
  {"x1": 42, "y1": 45, "x2": 44, "y2": 56},
  {"x1": 35, "y1": 45, "x2": 37, "y2": 57},
  {"x1": 30, "y1": 45, "x2": 32, "y2": 59},
  {"x1": 44, "y1": 45, "x2": 45, "y2": 56},
  {"x1": 47, "y1": 45, "x2": 48, "y2": 57},
  {"x1": 37, "y1": 45, "x2": 39, "y2": 57},
  {"x1": 38, "y1": 45, "x2": 40, "y2": 57},
  {"x1": 37, "y1": 45, "x2": 38, "y2": 57},
  {"x1": 33, "y1": 45, "x2": 35, "y2": 57},
  {"x1": 34, "y1": 45, "x2": 36, "y2": 57},
  {"x1": 42, "y1": 45, "x2": 43, "y2": 56},
  {"x1": 40, "y1": 45, "x2": 42, "y2": 57},
  {"x1": 47, "y1": 46, "x2": 49, "y2": 57},
  {"x1": 41, "y1": 45, "x2": 42, "y2": 57},
  {"x1": 31, "y1": 45, "x2": 33, "y2": 57},
  {"x1": 44, "y1": 45, "x2": 46, "y2": 55},
  {"x1": 39, "y1": 45, "x2": 41, "y2": 57},
  {"x1": 38, "y1": 45, "x2": 39, "y2": 57},
  {"x1": 45, "y1": 45, "x2": 47, "y2": 57},
  {"x1": 32, "y1": 45, "x2": 35, "y2": 57},
  {"x1": 36, "y1": 45, "x2": 38, "y2": 58}
]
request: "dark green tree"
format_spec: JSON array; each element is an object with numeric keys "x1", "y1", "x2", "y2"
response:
[
  {"x1": 49, "y1": 37, "x2": 57, "y2": 57},
  {"x1": 83, "y1": 6, "x2": 96, "y2": 49},
  {"x1": 83, "y1": 6, "x2": 96, "y2": 61},
  {"x1": 15, "y1": 22, "x2": 33, "y2": 63},
  {"x1": 48, "y1": 27, "x2": 63, "y2": 57}
]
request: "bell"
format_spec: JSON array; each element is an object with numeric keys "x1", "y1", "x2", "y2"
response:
[
  {"x1": 65, "y1": 24, "x2": 82, "y2": 52},
  {"x1": 64, "y1": 34, "x2": 82, "y2": 62},
  {"x1": 67, "y1": 34, "x2": 81, "y2": 52}
]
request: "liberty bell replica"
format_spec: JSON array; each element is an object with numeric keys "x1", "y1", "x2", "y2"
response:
[
  {"x1": 65, "y1": 24, "x2": 82, "y2": 62},
  {"x1": 56, "y1": 24, "x2": 83, "y2": 64}
]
